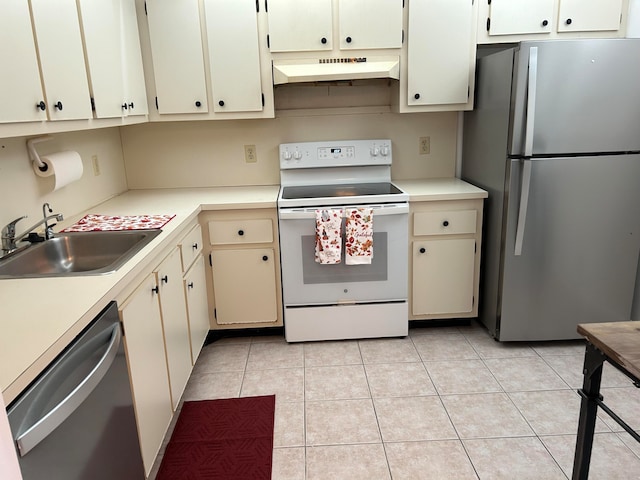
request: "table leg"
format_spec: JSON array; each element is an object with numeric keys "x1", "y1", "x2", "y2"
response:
[{"x1": 572, "y1": 343, "x2": 605, "y2": 480}]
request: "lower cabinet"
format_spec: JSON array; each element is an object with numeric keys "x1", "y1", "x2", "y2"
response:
[{"x1": 184, "y1": 255, "x2": 210, "y2": 364}]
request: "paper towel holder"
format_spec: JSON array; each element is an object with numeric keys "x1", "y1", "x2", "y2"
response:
[{"x1": 27, "y1": 135, "x2": 53, "y2": 173}]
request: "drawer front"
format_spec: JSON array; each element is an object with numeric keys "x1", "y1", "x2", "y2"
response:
[
  {"x1": 179, "y1": 224, "x2": 203, "y2": 271},
  {"x1": 414, "y1": 210, "x2": 477, "y2": 236},
  {"x1": 209, "y1": 218, "x2": 273, "y2": 245}
]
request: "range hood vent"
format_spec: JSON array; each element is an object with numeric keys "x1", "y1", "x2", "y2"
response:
[{"x1": 272, "y1": 56, "x2": 400, "y2": 85}]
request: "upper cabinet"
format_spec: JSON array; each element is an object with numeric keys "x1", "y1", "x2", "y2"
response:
[
  {"x1": 267, "y1": 0, "x2": 402, "y2": 52},
  {"x1": 143, "y1": 0, "x2": 273, "y2": 119},
  {"x1": 478, "y1": 0, "x2": 628, "y2": 43}
]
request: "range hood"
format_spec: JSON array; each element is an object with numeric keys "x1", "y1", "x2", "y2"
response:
[{"x1": 272, "y1": 56, "x2": 400, "y2": 85}]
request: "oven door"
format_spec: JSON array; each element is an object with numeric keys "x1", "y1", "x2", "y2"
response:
[{"x1": 278, "y1": 203, "x2": 409, "y2": 305}]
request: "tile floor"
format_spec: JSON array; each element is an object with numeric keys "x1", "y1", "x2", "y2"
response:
[{"x1": 150, "y1": 322, "x2": 640, "y2": 479}]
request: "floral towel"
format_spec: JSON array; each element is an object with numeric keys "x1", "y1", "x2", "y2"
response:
[
  {"x1": 345, "y1": 208, "x2": 373, "y2": 265},
  {"x1": 315, "y1": 209, "x2": 343, "y2": 264},
  {"x1": 61, "y1": 214, "x2": 175, "y2": 232}
]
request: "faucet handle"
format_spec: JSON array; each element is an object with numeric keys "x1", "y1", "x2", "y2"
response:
[{"x1": 3, "y1": 216, "x2": 27, "y2": 236}]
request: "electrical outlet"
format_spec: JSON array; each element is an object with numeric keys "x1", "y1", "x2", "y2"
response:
[
  {"x1": 244, "y1": 145, "x2": 257, "y2": 163},
  {"x1": 91, "y1": 155, "x2": 101, "y2": 176},
  {"x1": 419, "y1": 136, "x2": 430, "y2": 155}
]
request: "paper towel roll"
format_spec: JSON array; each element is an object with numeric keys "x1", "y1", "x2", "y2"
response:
[{"x1": 33, "y1": 151, "x2": 84, "y2": 191}]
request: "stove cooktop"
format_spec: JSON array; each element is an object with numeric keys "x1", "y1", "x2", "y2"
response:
[{"x1": 280, "y1": 182, "x2": 404, "y2": 200}]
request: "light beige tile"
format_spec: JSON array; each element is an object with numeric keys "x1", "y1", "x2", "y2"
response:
[
  {"x1": 305, "y1": 399, "x2": 381, "y2": 445},
  {"x1": 385, "y1": 440, "x2": 478, "y2": 479},
  {"x1": 425, "y1": 359, "x2": 502, "y2": 395},
  {"x1": 358, "y1": 337, "x2": 420, "y2": 364},
  {"x1": 617, "y1": 431, "x2": 640, "y2": 459},
  {"x1": 191, "y1": 343, "x2": 249, "y2": 374},
  {"x1": 530, "y1": 340, "x2": 587, "y2": 357},
  {"x1": 541, "y1": 432, "x2": 640, "y2": 479},
  {"x1": 412, "y1": 333, "x2": 480, "y2": 361},
  {"x1": 365, "y1": 362, "x2": 436, "y2": 397},
  {"x1": 272, "y1": 447, "x2": 305, "y2": 480},
  {"x1": 251, "y1": 334, "x2": 287, "y2": 344},
  {"x1": 240, "y1": 367, "x2": 304, "y2": 402},
  {"x1": 303, "y1": 340, "x2": 362, "y2": 367},
  {"x1": 509, "y1": 390, "x2": 610, "y2": 436},
  {"x1": 207, "y1": 336, "x2": 253, "y2": 346},
  {"x1": 274, "y1": 401, "x2": 305, "y2": 448},
  {"x1": 246, "y1": 341, "x2": 304, "y2": 370},
  {"x1": 306, "y1": 444, "x2": 390, "y2": 480},
  {"x1": 464, "y1": 437, "x2": 566, "y2": 479},
  {"x1": 409, "y1": 325, "x2": 465, "y2": 336},
  {"x1": 464, "y1": 333, "x2": 536, "y2": 359},
  {"x1": 374, "y1": 396, "x2": 457, "y2": 442},
  {"x1": 305, "y1": 364, "x2": 370, "y2": 401},
  {"x1": 181, "y1": 371, "x2": 243, "y2": 401},
  {"x1": 543, "y1": 354, "x2": 632, "y2": 389},
  {"x1": 598, "y1": 387, "x2": 640, "y2": 432},
  {"x1": 442, "y1": 392, "x2": 534, "y2": 439},
  {"x1": 484, "y1": 356, "x2": 569, "y2": 392}
]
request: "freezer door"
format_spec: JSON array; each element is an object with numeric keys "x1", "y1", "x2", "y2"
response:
[
  {"x1": 498, "y1": 154, "x2": 640, "y2": 341},
  {"x1": 510, "y1": 39, "x2": 640, "y2": 155}
]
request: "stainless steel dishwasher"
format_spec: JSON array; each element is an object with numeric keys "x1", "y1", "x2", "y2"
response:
[{"x1": 7, "y1": 301, "x2": 144, "y2": 479}]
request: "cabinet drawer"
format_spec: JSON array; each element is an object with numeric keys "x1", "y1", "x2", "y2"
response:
[
  {"x1": 414, "y1": 210, "x2": 477, "y2": 236},
  {"x1": 209, "y1": 218, "x2": 273, "y2": 245},
  {"x1": 178, "y1": 224, "x2": 203, "y2": 271}
]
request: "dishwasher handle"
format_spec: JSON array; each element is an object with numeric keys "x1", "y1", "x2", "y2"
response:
[{"x1": 16, "y1": 324, "x2": 121, "y2": 457}]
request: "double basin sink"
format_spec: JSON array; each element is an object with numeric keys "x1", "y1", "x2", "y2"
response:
[{"x1": 0, "y1": 229, "x2": 162, "y2": 279}]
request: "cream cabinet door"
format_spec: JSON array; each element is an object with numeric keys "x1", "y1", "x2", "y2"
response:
[
  {"x1": 146, "y1": 0, "x2": 208, "y2": 114},
  {"x1": 211, "y1": 248, "x2": 278, "y2": 325},
  {"x1": 203, "y1": 0, "x2": 263, "y2": 112},
  {"x1": 30, "y1": 0, "x2": 92, "y2": 120},
  {"x1": 557, "y1": 0, "x2": 624, "y2": 32},
  {"x1": 408, "y1": 0, "x2": 474, "y2": 106},
  {"x1": 120, "y1": 0, "x2": 148, "y2": 116},
  {"x1": 0, "y1": 0, "x2": 47, "y2": 123},
  {"x1": 184, "y1": 256, "x2": 210, "y2": 364},
  {"x1": 412, "y1": 239, "x2": 475, "y2": 315},
  {"x1": 338, "y1": 0, "x2": 403, "y2": 50},
  {"x1": 119, "y1": 273, "x2": 172, "y2": 477},
  {"x1": 155, "y1": 247, "x2": 192, "y2": 410},
  {"x1": 488, "y1": 0, "x2": 554, "y2": 36},
  {"x1": 266, "y1": 0, "x2": 333, "y2": 52}
]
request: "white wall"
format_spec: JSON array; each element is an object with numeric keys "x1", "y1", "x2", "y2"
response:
[
  {"x1": 628, "y1": 0, "x2": 640, "y2": 37},
  {"x1": 120, "y1": 111, "x2": 458, "y2": 188},
  {"x1": 0, "y1": 129, "x2": 127, "y2": 234}
]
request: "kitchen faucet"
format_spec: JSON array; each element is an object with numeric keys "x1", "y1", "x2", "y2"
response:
[{"x1": 1, "y1": 203, "x2": 64, "y2": 255}]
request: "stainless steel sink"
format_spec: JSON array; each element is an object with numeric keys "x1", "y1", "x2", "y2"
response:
[{"x1": 0, "y1": 229, "x2": 162, "y2": 278}]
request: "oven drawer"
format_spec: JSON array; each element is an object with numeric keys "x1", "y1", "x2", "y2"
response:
[
  {"x1": 413, "y1": 210, "x2": 477, "y2": 236},
  {"x1": 208, "y1": 219, "x2": 273, "y2": 245}
]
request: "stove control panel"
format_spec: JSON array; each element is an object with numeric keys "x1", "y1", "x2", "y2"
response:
[{"x1": 279, "y1": 139, "x2": 392, "y2": 169}]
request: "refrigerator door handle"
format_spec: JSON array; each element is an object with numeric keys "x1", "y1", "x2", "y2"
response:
[
  {"x1": 524, "y1": 47, "x2": 538, "y2": 157},
  {"x1": 514, "y1": 159, "x2": 532, "y2": 256}
]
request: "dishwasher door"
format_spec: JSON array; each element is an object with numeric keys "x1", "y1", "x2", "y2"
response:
[{"x1": 7, "y1": 301, "x2": 144, "y2": 480}]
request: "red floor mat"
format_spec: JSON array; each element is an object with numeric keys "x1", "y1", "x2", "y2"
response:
[{"x1": 156, "y1": 395, "x2": 275, "y2": 480}]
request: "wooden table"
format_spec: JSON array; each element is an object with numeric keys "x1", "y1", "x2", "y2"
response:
[{"x1": 573, "y1": 321, "x2": 640, "y2": 479}]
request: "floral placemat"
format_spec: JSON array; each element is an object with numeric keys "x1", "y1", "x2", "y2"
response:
[{"x1": 61, "y1": 214, "x2": 176, "y2": 232}]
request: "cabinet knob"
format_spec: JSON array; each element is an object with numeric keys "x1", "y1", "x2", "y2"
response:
[
  {"x1": 419, "y1": 247, "x2": 426, "y2": 254},
  {"x1": 346, "y1": 36, "x2": 352, "y2": 43},
  {"x1": 195, "y1": 101, "x2": 202, "y2": 107},
  {"x1": 414, "y1": 93, "x2": 420, "y2": 100},
  {"x1": 321, "y1": 37, "x2": 327, "y2": 44},
  {"x1": 443, "y1": 220, "x2": 449, "y2": 227},
  {"x1": 565, "y1": 18, "x2": 572, "y2": 25},
  {"x1": 218, "y1": 100, "x2": 225, "y2": 107},
  {"x1": 161, "y1": 275, "x2": 168, "y2": 284},
  {"x1": 54, "y1": 101, "x2": 63, "y2": 111},
  {"x1": 192, "y1": 242, "x2": 198, "y2": 250},
  {"x1": 151, "y1": 285, "x2": 159, "y2": 294},
  {"x1": 188, "y1": 282, "x2": 194, "y2": 289},
  {"x1": 122, "y1": 103, "x2": 128, "y2": 110},
  {"x1": 262, "y1": 255, "x2": 269, "y2": 261},
  {"x1": 541, "y1": 19, "x2": 549, "y2": 27},
  {"x1": 36, "y1": 101, "x2": 46, "y2": 111},
  {"x1": 238, "y1": 229, "x2": 244, "y2": 236},
  {"x1": 129, "y1": 102, "x2": 134, "y2": 109}
]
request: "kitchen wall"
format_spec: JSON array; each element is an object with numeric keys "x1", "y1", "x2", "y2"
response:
[
  {"x1": 0, "y1": 128, "x2": 127, "y2": 231},
  {"x1": 120, "y1": 111, "x2": 458, "y2": 188}
]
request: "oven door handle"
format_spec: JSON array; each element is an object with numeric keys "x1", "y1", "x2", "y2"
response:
[{"x1": 278, "y1": 204, "x2": 409, "y2": 220}]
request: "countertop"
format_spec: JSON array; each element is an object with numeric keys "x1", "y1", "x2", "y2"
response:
[{"x1": 1, "y1": 179, "x2": 486, "y2": 406}]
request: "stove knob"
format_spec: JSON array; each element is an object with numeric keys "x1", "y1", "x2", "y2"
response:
[
  {"x1": 282, "y1": 151, "x2": 292, "y2": 161},
  {"x1": 380, "y1": 145, "x2": 390, "y2": 156},
  {"x1": 370, "y1": 147, "x2": 379, "y2": 157},
  {"x1": 293, "y1": 150, "x2": 302, "y2": 160}
]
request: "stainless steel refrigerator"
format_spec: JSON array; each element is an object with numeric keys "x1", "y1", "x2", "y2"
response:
[{"x1": 462, "y1": 39, "x2": 640, "y2": 341}]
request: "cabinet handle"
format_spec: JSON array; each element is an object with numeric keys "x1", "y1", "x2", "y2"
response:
[
  {"x1": 36, "y1": 101, "x2": 46, "y2": 111},
  {"x1": 346, "y1": 36, "x2": 352, "y2": 43},
  {"x1": 151, "y1": 285, "x2": 159, "y2": 294},
  {"x1": 188, "y1": 282, "x2": 194, "y2": 289},
  {"x1": 161, "y1": 275, "x2": 168, "y2": 284},
  {"x1": 541, "y1": 19, "x2": 548, "y2": 27},
  {"x1": 321, "y1": 37, "x2": 327, "y2": 44},
  {"x1": 122, "y1": 103, "x2": 128, "y2": 110},
  {"x1": 218, "y1": 100, "x2": 225, "y2": 107},
  {"x1": 443, "y1": 220, "x2": 449, "y2": 227},
  {"x1": 192, "y1": 242, "x2": 198, "y2": 250},
  {"x1": 262, "y1": 255, "x2": 269, "y2": 261},
  {"x1": 414, "y1": 93, "x2": 420, "y2": 100},
  {"x1": 195, "y1": 101, "x2": 202, "y2": 107},
  {"x1": 54, "y1": 101, "x2": 63, "y2": 111},
  {"x1": 565, "y1": 18, "x2": 572, "y2": 25},
  {"x1": 419, "y1": 247, "x2": 426, "y2": 254},
  {"x1": 238, "y1": 229, "x2": 244, "y2": 236},
  {"x1": 129, "y1": 102, "x2": 134, "y2": 109}
]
